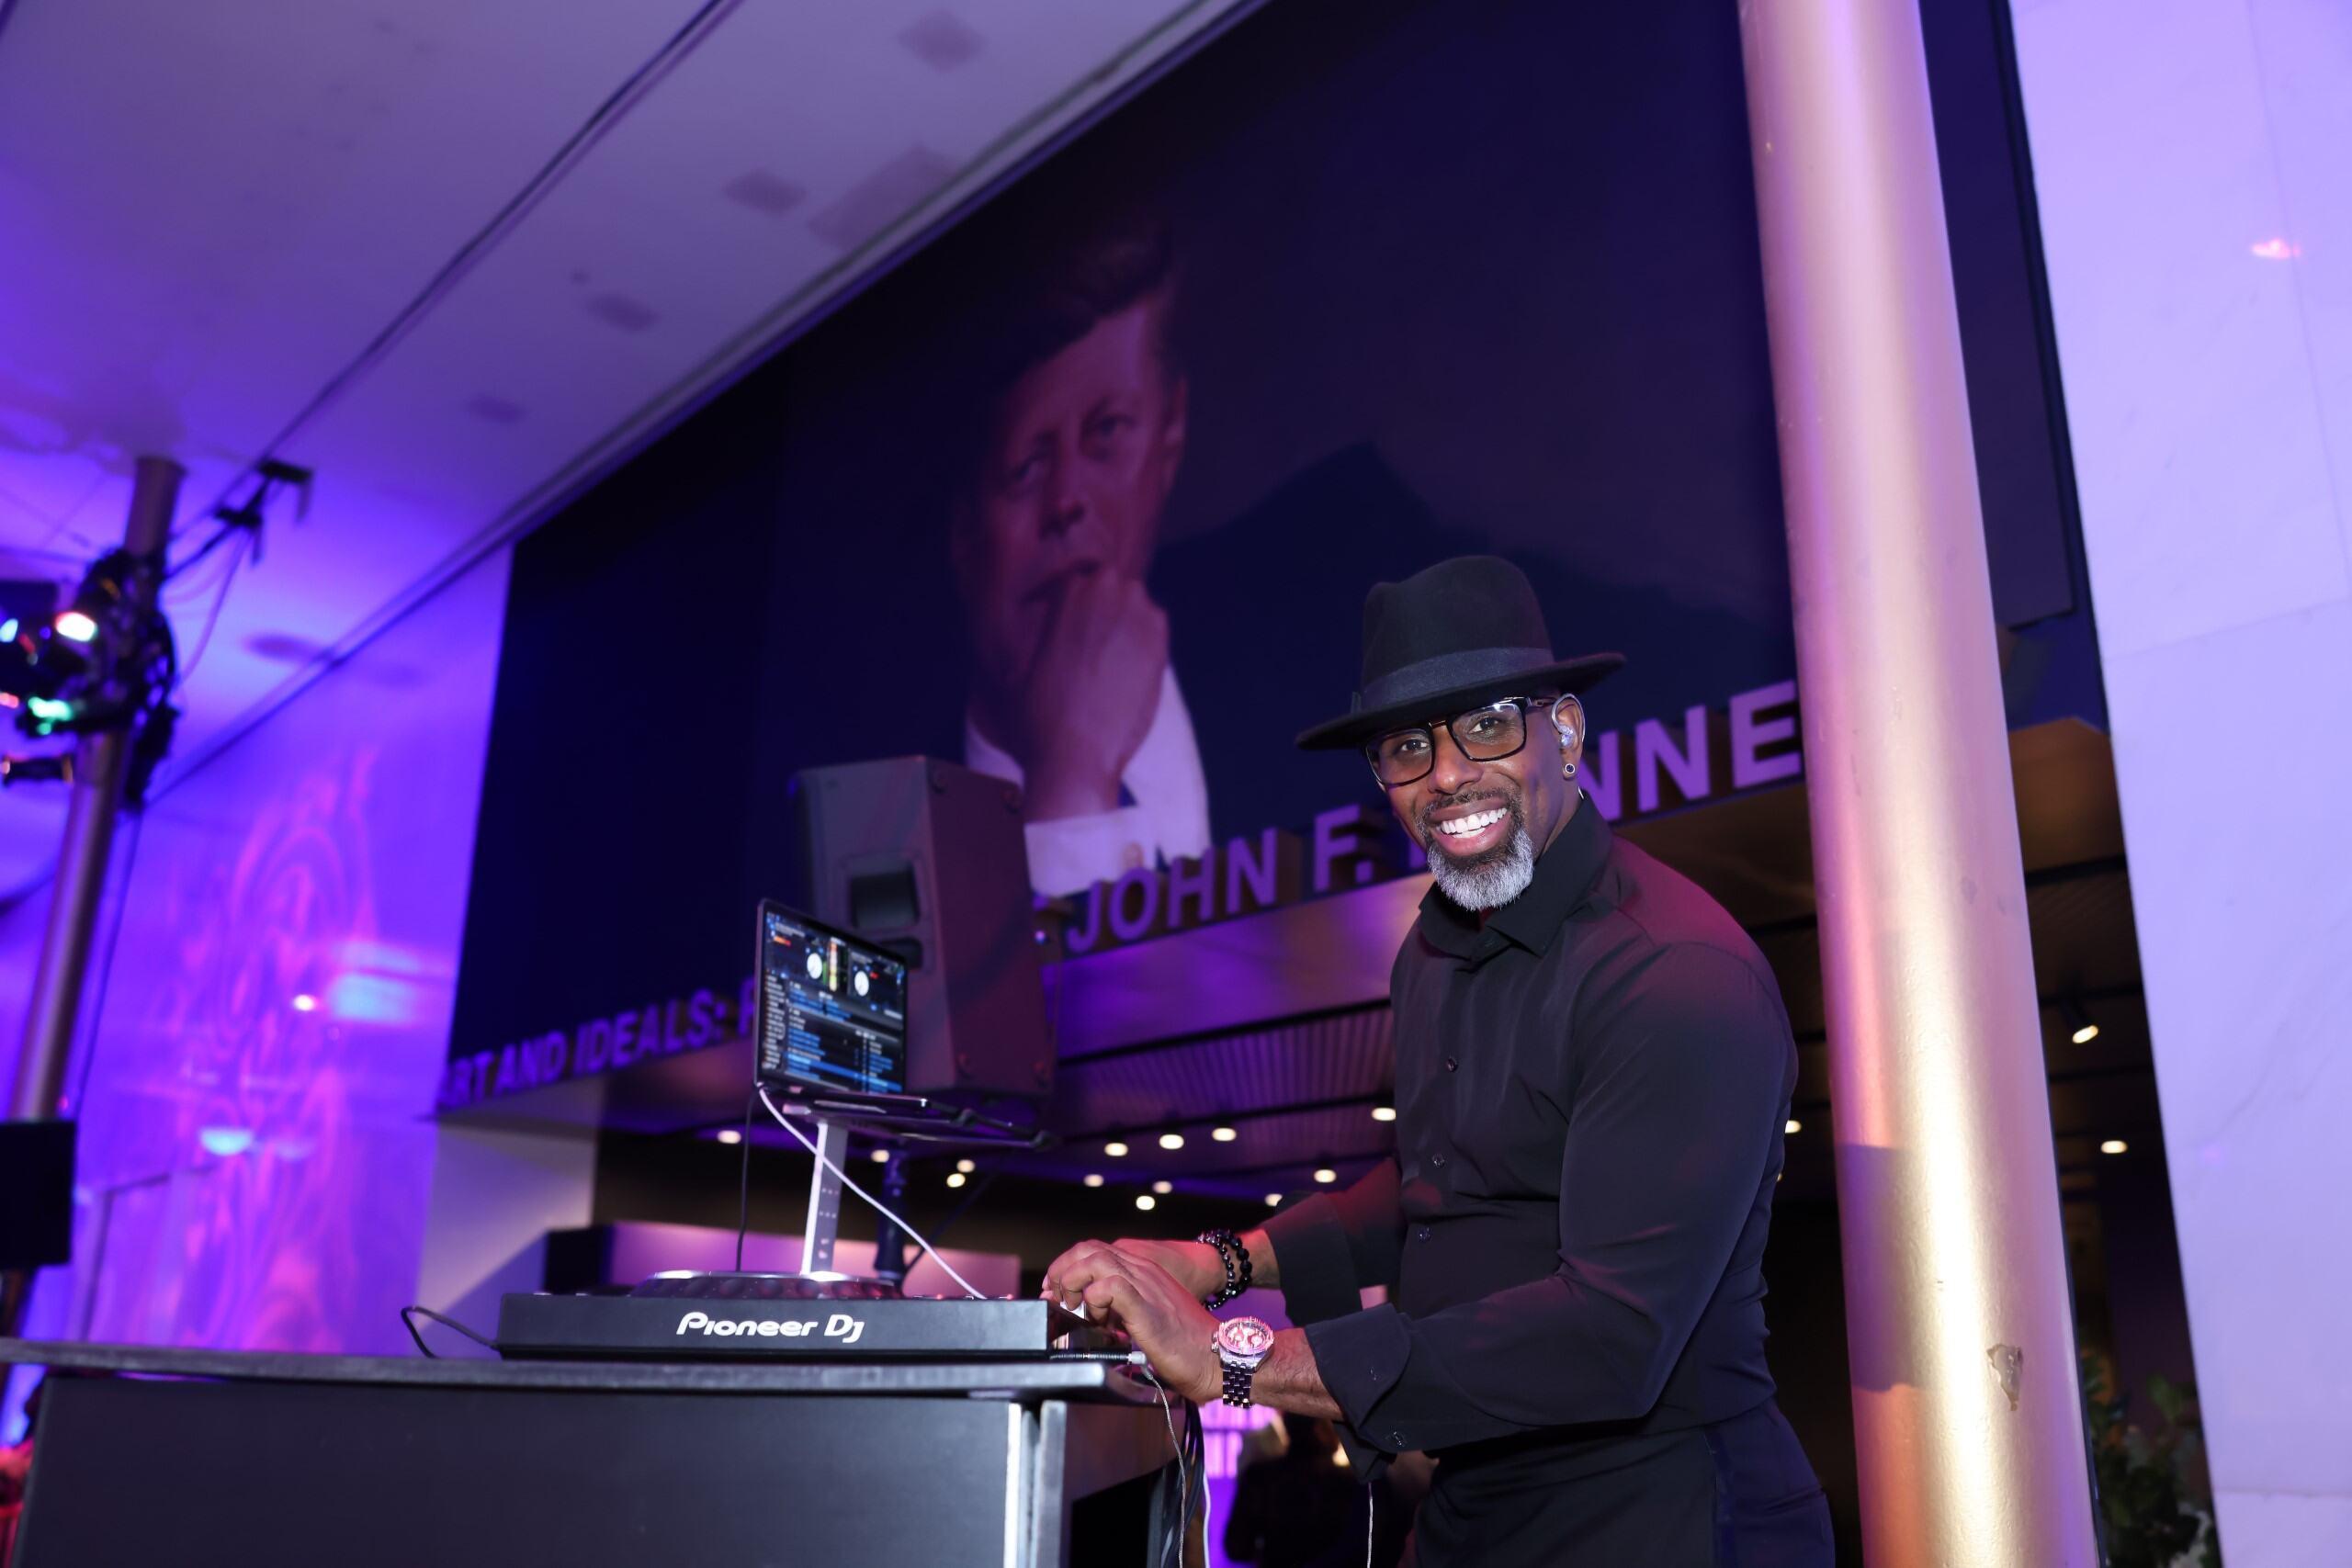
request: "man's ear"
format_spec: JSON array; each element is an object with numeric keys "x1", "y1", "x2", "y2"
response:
[
  {"x1": 1551, "y1": 694, "x2": 1588, "y2": 765},
  {"x1": 1159, "y1": 374, "x2": 1189, "y2": 484}
]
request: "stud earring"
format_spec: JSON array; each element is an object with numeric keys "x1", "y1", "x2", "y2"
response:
[{"x1": 1563, "y1": 761, "x2": 1577, "y2": 779}]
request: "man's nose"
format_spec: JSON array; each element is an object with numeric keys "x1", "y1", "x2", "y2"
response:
[
  {"x1": 1041, "y1": 466, "x2": 1090, "y2": 537},
  {"x1": 1424, "y1": 728, "x2": 1483, "y2": 796}
]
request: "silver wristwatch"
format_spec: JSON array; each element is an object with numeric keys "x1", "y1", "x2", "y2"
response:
[{"x1": 1214, "y1": 1316, "x2": 1274, "y2": 1407}]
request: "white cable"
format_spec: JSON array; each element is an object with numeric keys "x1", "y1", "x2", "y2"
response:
[
  {"x1": 1136, "y1": 1359, "x2": 1189, "y2": 1568},
  {"x1": 1366, "y1": 1486, "x2": 1375, "y2": 1568},
  {"x1": 757, "y1": 1085, "x2": 988, "y2": 1301},
  {"x1": 1201, "y1": 1425, "x2": 1215, "y2": 1563}
]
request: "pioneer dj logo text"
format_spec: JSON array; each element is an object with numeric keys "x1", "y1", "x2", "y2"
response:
[{"x1": 673, "y1": 1310, "x2": 866, "y2": 1345}]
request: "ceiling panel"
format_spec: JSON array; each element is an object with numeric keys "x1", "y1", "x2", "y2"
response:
[{"x1": 0, "y1": 0, "x2": 1249, "y2": 897}]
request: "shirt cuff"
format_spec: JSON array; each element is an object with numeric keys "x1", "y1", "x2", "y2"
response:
[
  {"x1": 1302, "y1": 1305, "x2": 1416, "y2": 1463},
  {"x1": 1023, "y1": 808, "x2": 1151, "y2": 897},
  {"x1": 1261, "y1": 1194, "x2": 1365, "y2": 1328}
]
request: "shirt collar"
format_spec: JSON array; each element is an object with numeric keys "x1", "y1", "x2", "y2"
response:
[{"x1": 1418, "y1": 796, "x2": 1615, "y2": 960}]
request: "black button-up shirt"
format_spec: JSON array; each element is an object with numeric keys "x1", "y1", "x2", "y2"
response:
[{"x1": 1263, "y1": 800, "x2": 1796, "y2": 1468}]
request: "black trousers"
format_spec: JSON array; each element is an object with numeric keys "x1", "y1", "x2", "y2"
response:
[{"x1": 1411, "y1": 1400, "x2": 1833, "y2": 1568}]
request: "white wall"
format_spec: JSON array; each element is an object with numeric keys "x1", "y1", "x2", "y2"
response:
[
  {"x1": 3, "y1": 547, "x2": 512, "y2": 1439},
  {"x1": 2011, "y1": 1, "x2": 2352, "y2": 1561}
]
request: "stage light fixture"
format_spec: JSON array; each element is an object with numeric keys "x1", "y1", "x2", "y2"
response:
[
  {"x1": 1082, "y1": 1173, "x2": 1103, "y2": 1188},
  {"x1": 869, "y1": 1148, "x2": 890, "y2": 1163},
  {"x1": 1104, "y1": 1140, "x2": 1128, "y2": 1157},
  {"x1": 1785, "y1": 1118, "x2": 1802, "y2": 1135},
  {"x1": 0, "y1": 619, "x2": 17, "y2": 643},
  {"x1": 1159, "y1": 1132, "x2": 1184, "y2": 1150},
  {"x1": 955, "y1": 1158, "x2": 976, "y2": 1173},
  {"x1": 946, "y1": 1171, "x2": 967, "y2": 1189},
  {"x1": 1264, "y1": 1193, "x2": 1282, "y2": 1207},
  {"x1": 1135, "y1": 1194, "x2": 1156, "y2": 1212},
  {"x1": 715, "y1": 1128, "x2": 742, "y2": 1145},
  {"x1": 53, "y1": 611, "x2": 97, "y2": 644},
  {"x1": 2060, "y1": 997, "x2": 2099, "y2": 1045},
  {"x1": 1211, "y1": 1125, "x2": 1237, "y2": 1143},
  {"x1": 1313, "y1": 1167, "x2": 1337, "y2": 1184},
  {"x1": 1151, "y1": 1180, "x2": 1172, "y2": 1195},
  {"x1": 292, "y1": 994, "x2": 319, "y2": 1013},
  {"x1": 2100, "y1": 1139, "x2": 2128, "y2": 1156},
  {"x1": 1371, "y1": 1106, "x2": 1396, "y2": 1122}
]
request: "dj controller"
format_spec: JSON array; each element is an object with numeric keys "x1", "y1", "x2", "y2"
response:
[{"x1": 495, "y1": 1272, "x2": 1116, "y2": 1360}]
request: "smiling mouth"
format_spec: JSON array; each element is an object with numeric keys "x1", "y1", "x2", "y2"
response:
[{"x1": 1433, "y1": 807, "x2": 1508, "y2": 840}]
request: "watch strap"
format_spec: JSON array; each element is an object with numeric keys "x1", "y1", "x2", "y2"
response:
[{"x1": 1220, "y1": 1358, "x2": 1258, "y2": 1408}]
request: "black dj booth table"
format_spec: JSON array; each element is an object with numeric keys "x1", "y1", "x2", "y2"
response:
[{"x1": 1, "y1": 1337, "x2": 1181, "y2": 1566}]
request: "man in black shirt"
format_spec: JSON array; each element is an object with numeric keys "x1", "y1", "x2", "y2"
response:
[{"x1": 1043, "y1": 557, "x2": 1831, "y2": 1565}]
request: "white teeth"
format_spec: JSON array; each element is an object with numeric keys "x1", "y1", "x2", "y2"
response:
[{"x1": 1437, "y1": 807, "x2": 1506, "y2": 838}]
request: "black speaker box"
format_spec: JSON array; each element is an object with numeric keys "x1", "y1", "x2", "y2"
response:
[{"x1": 789, "y1": 757, "x2": 1051, "y2": 1097}]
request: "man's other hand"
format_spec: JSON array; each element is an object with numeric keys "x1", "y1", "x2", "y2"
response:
[
  {"x1": 1041, "y1": 1239, "x2": 1221, "y2": 1404},
  {"x1": 1045, "y1": 1234, "x2": 1225, "y2": 1306}
]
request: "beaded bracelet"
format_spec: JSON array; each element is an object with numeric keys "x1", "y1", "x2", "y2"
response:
[{"x1": 1195, "y1": 1227, "x2": 1252, "y2": 1308}]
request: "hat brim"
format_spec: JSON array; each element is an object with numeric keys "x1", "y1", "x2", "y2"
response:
[{"x1": 1295, "y1": 651, "x2": 1627, "y2": 751}]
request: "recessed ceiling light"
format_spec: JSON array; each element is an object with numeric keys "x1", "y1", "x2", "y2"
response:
[
  {"x1": 2072, "y1": 1023, "x2": 2100, "y2": 1045},
  {"x1": 869, "y1": 1148, "x2": 889, "y2": 1163},
  {"x1": 1159, "y1": 1133, "x2": 1185, "y2": 1151},
  {"x1": 1371, "y1": 1107, "x2": 1396, "y2": 1122},
  {"x1": 945, "y1": 1171, "x2": 967, "y2": 1188},
  {"x1": 716, "y1": 1128, "x2": 742, "y2": 1145},
  {"x1": 1785, "y1": 1118, "x2": 1802, "y2": 1135},
  {"x1": 1135, "y1": 1194, "x2": 1157, "y2": 1212},
  {"x1": 1104, "y1": 1141, "x2": 1128, "y2": 1157},
  {"x1": 1264, "y1": 1193, "x2": 1283, "y2": 1207},
  {"x1": 955, "y1": 1158, "x2": 975, "y2": 1174},
  {"x1": 1082, "y1": 1174, "x2": 1103, "y2": 1188},
  {"x1": 1151, "y1": 1180, "x2": 1172, "y2": 1195},
  {"x1": 1313, "y1": 1168, "x2": 1337, "y2": 1184},
  {"x1": 1211, "y1": 1126, "x2": 1238, "y2": 1143},
  {"x1": 2100, "y1": 1139, "x2": 2128, "y2": 1156}
]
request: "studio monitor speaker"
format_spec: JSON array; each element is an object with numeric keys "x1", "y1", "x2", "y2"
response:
[{"x1": 789, "y1": 756, "x2": 1051, "y2": 1097}]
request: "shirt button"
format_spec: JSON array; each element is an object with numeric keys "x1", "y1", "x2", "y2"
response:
[
  {"x1": 1442, "y1": 1056, "x2": 1457, "y2": 1073},
  {"x1": 1416, "y1": 1227, "x2": 1431, "y2": 1242},
  {"x1": 1430, "y1": 1152, "x2": 1446, "y2": 1168},
  {"x1": 1390, "y1": 1431, "x2": 1408, "y2": 1448}
]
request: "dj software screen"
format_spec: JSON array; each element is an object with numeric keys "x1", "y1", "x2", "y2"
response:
[{"x1": 756, "y1": 908, "x2": 909, "y2": 1097}]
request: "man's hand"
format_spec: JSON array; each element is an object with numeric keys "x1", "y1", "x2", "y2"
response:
[
  {"x1": 998, "y1": 570, "x2": 1168, "y2": 821},
  {"x1": 1042, "y1": 1239, "x2": 1221, "y2": 1404},
  {"x1": 1046, "y1": 1235, "x2": 1225, "y2": 1303}
]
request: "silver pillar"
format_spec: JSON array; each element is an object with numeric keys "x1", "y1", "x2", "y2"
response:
[{"x1": 1736, "y1": 3, "x2": 2099, "y2": 1562}]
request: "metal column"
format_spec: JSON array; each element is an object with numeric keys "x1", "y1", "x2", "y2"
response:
[
  {"x1": 10, "y1": 456, "x2": 178, "y2": 1120},
  {"x1": 1735, "y1": 4, "x2": 2098, "y2": 1562},
  {"x1": 3, "y1": 456, "x2": 181, "y2": 1336}
]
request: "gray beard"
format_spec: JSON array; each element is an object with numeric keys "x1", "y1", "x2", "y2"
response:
[{"x1": 1426, "y1": 820, "x2": 1537, "y2": 910}]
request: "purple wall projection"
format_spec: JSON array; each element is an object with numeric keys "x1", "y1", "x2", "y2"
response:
[{"x1": 5, "y1": 550, "x2": 508, "y2": 1431}]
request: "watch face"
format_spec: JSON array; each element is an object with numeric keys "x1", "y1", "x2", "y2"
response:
[{"x1": 1216, "y1": 1316, "x2": 1274, "y2": 1359}]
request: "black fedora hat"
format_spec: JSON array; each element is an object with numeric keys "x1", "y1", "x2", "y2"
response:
[{"x1": 1296, "y1": 556, "x2": 1623, "y2": 750}]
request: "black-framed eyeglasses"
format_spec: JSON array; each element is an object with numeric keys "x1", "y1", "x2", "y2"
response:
[{"x1": 1364, "y1": 694, "x2": 1562, "y2": 788}]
